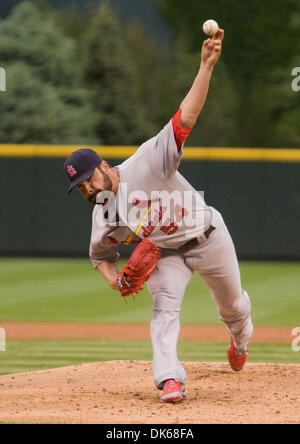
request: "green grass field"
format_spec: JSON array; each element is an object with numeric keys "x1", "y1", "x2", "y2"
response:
[
  {"x1": 1, "y1": 340, "x2": 299, "y2": 376},
  {"x1": 0, "y1": 258, "x2": 300, "y2": 375},
  {"x1": 0, "y1": 258, "x2": 299, "y2": 325}
]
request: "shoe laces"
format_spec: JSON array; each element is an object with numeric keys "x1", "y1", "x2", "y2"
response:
[
  {"x1": 231, "y1": 338, "x2": 248, "y2": 356},
  {"x1": 235, "y1": 349, "x2": 247, "y2": 356},
  {"x1": 164, "y1": 379, "x2": 178, "y2": 390}
]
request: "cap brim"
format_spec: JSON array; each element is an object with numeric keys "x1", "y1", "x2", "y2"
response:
[{"x1": 67, "y1": 168, "x2": 97, "y2": 194}]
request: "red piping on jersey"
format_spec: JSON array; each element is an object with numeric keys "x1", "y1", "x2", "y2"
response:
[{"x1": 172, "y1": 108, "x2": 192, "y2": 151}]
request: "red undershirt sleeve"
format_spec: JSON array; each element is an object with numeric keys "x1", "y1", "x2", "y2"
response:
[{"x1": 172, "y1": 108, "x2": 192, "y2": 151}]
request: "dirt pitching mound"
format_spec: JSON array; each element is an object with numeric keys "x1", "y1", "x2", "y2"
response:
[{"x1": 0, "y1": 361, "x2": 299, "y2": 424}]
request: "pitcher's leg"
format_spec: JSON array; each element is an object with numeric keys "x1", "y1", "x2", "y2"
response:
[
  {"x1": 190, "y1": 210, "x2": 253, "y2": 352},
  {"x1": 205, "y1": 241, "x2": 252, "y2": 351},
  {"x1": 147, "y1": 255, "x2": 192, "y2": 389},
  {"x1": 202, "y1": 273, "x2": 253, "y2": 352}
]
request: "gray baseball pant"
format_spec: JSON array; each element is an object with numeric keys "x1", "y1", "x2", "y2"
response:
[{"x1": 147, "y1": 208, "x2": 253, "y2": 389}]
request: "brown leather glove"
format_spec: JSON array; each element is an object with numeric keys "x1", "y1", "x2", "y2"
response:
[{"x1": 116, "y1": 238, "x2": 161, "y2": 297}]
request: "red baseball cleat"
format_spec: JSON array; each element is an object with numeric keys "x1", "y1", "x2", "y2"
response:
[
  {"x1": 160, "y1": 379, "x2": 187, "y2": 403},
  {"x1": 227, "y1": 337, "x2": 248, "y2": 372}
]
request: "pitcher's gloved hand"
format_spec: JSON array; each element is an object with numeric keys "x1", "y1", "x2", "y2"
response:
[{"x1": 116, "y1": 238, "x2": 161, "y2": 296}]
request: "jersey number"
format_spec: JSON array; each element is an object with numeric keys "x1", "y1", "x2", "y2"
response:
[{"x1": 160, "y1": 205, "x2": 189, "y2": 236}]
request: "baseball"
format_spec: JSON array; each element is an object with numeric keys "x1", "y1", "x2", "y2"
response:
[{"x1": 202, "y1": 19, "x2": 219, "y2": 36}]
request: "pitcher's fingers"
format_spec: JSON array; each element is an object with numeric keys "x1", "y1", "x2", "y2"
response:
[
  {"x1": 219, "y1": 29, "x2": 225, "y2": 40},
  {"x1": 212, "y1": 28, "x2": 224, "y2": 40},
  {"x1": 207, "y1": 40, "x2": 215, "y2": 50}
]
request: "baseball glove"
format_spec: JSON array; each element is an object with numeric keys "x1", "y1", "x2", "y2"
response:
[{"x1": 116, "y1": 238, "x2": 161, "y2": 297}]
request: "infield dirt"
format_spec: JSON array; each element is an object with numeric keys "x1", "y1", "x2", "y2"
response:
[
  {"x1": 0, "y1": 321, "x2": 294, "y2": 343},
  {"x1": 0, "y1": 360, "x2": 299, "y2": 424},
  {"x1": 0, "y1": 322, "x2": 299, "y2": 424}
]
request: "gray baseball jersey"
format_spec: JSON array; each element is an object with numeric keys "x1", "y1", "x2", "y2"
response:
[{"x1": 89, "y1": 119, "x2": 212, "y2": 269}]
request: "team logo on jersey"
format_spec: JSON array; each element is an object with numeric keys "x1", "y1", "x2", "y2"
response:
[
  {"x1": 131, "y1": 197, "x2": 160, "y2": 208},
  {"x1": 66, "y1": 165, "x2": 77, "y2": 177}
]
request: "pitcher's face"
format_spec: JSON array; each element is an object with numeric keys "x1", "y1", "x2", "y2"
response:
[{"x1": 76, "y1": 165, "x2": 113, "y2": 204}]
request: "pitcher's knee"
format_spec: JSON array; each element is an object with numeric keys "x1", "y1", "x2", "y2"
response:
[
  {"x1": 152, "y1": 307, "x2": 180, "y2": 324},
  {"x1": 218, "y1": 291, "x2": 251, "y2": 323},
  {"x1": 150, "y1": 286, "x2": 183, "y2": 312}
]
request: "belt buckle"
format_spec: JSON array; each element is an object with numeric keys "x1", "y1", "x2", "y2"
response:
[
  {"x1": 197, "y1": 234, "x2": 206, "y2": 245},
  {"x1": 198, "y1": 225, "x2": 216, "y2": 245}
]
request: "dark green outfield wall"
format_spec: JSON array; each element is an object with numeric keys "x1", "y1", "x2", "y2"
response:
[
  {"x1": 0, "y1": 157, "x2": 299, "y2": 259},
  {"x1": 181, "y1": 160, "x2": 300, "y2": 259}
]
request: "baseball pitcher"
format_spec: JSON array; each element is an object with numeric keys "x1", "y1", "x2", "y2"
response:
[{"x1": 64, "y1": 29, "x2": 253, "y2": 403}]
